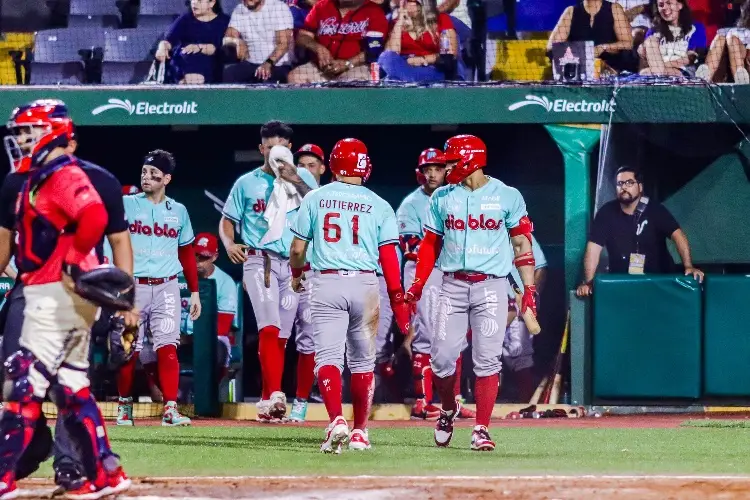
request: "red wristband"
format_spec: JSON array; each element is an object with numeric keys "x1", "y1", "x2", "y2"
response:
[{"x1": 291, "y1": 267, "x2": 304, "y2": 278}]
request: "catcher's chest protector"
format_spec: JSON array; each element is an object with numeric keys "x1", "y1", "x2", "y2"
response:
[{"x1": 15, "y1": 161, "x2": 72, "y2": 274}]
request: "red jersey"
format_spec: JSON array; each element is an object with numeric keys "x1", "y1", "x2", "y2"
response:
[
  {"x1": 303, "y1": 0, "x2": 388, "y2": 60},
  {"x1": 396, "y1": 13, "x2": 453, "y2": 57},
  {"x1": 18, "y1": 165, "x2": 104, "y2": 286}
]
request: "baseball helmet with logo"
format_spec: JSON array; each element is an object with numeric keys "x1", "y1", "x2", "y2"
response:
[
  {"x1": 329, "y1": 138, "x2": 370, "y2": 180},
  {"x1": 4, "y1": 99, "x2": 74, "y2": 173},
  {"x1": 294, "y1": 144, "x2": 325, "y2": 164},
  {"x1": 444, "y1": 135, "x2": 487, "y2": 184},
  {"x1": 416, "y1": 148, "x2": 446, "y2": 185}
]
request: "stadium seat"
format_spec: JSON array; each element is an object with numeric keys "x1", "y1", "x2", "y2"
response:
[
  {"x1": 70, "y1": 0, "x2": 121, "y2": 16},
  {"x1": 100, "y1": 61, "x2": 152, "y2": 84},
  {"x1": 29, "y1": 62, "x2": 85, "y2": 84},
  {"x1": 487, "y1": 39, "x2": 551, "y2": 81},
  {"x1": 104, "y1": 28, "x2": 160, "y2": 61},
  {"x1": 68, "y1": 15, "x2": 121, "y2": 29},
  {"x1": 33, "y1": 28, "x2": 105, "y2": 63},
  {"x1": 0, "y1": 33, "x2": 34, "y2": 85},
  {"x1": 137, "y1": 15, "x2": 176, "y2": 34},
  {"x1": 139, "y1": 0, "x2": 188, "y2": 16}
]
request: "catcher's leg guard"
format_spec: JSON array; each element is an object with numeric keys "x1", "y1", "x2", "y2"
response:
[
  {"x1": 51, "y1": 384, "x2": 122, "y2": 489},
  {"x1": 0, "y1": 349, "x2": 46, "y2": 486}
]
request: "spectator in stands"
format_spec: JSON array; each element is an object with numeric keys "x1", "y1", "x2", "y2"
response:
[
  {"x1": 616, "y1": 0, "x2": 656, "y2": 47},
  {"x1": 576, "y1": 166, "x2": 703, "y2": 298},
  {"x1": 695, "y1": 0, "x2": 750, "y2": 82},
  {"x1": 548, "y1": 0, "x2": 637, "y2": 74},
  {"x1": 378, "y1": 0, "x2": 462, "y2": 81},
  {"x1": 288, "y1": 0, "x2": 319, "y2": 29},
  {"x1": 287, "y1": 0, "x2": 389, "y2": 83},
  {"x1": 155, "y1": 0, "x2": 230, "y2": 84},
  {"x1": 638, "y1": 0, "x2": 706, "y2": 76},
  {"x1": 222, "y1": 0, "x2": 294, "y2": 83}
]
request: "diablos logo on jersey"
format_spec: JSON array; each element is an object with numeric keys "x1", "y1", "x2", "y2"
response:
[
  {"x1": 445, "y1": 214, "x2": 501, "y2": 231},
  {"x1": 253, "y1": 199, "x2": 267, "y2": 213},
  {"x1": 129, "y1": 220, "x2": 178, "y2": 238}
]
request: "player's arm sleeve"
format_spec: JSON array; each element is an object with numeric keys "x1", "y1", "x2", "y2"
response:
[
  {"x1": 178, "y1": 245, "x2": 199, "y2": 293},
  {"x1": 423, "y1": 193, "x2": 444, "y2": 236},
  {"x1": 503, "y1": 187, "x2": 528, "y2": 229},
  {"x1": 217, "y1": 277, "x2": 238, "y2": 335},
  {"x1": 291, "y1": 197, "x2": 313, "y2": 242},
  {"x1": 222, "y1": 178, "x2": 245, "y2": 223},
  {"x1": 377, "y1": 207, "x2": 399, "y2": 247}
]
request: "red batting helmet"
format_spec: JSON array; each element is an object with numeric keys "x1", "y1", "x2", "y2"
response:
[
  {"x1": 4, "y1": 99, "x2": 74, "y2": 173},
  {"x1": 415, "y1": 148, "x2": 446, "y2": 185},
  {"x1": 294, "y1": 144, "x2": 325, "y2": 164},
  {"x1": 444, "y1": 135, "x2": 487, "y2": 184},
  {"x1": 329, "y1": 138, "x2": 370, "y2": 180}
]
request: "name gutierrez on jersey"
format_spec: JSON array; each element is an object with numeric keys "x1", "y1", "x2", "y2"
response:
[{"x1": 318, "y1": 199, "x2": 373, "y2": 213}]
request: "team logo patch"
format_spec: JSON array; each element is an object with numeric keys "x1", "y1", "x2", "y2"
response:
[
  {"x1": 480, "y1": 318, "x2": 499, "y2": 338},
  {"x1": 197, "y1": 237, "x2": 208, "y2": 246},
  {"x1": 164, "y1": 216, "x2": 179, "y2": 223}
]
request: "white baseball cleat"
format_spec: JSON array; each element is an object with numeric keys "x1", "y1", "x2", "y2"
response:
[
  {"x1": 434, "y1": 402, "x2": 461, "y2": 447},
  {"x1": 256, "y1": 400, "x2": 273, "y2": 423},
  {"x1": 348, "y1": 428, "x2": 371, "y2": 451},
  {"x1": 268, "y1": 391, "x2": 288, "y2": 422},
  {"x1": 320, "y1": 416, "x2": 349, "y2": 454},
  {"x1": 470, "y1": 425, "x2": 496, "y2": 452}
]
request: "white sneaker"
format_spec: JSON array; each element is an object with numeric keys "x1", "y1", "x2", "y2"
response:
[
  {"x1": 321, "y1": 416, "x2": 349, "y2": 454},
  {"x1": 695, "y1": 64, "x2": 711, "y2": 81},
  {"x1": 348, "y1": 428, "x2": 371, "y2": 451},
  {"x1": 269, "y1": 391, "x2": 287, "y2": 422},
  {"x1": 735, "y1": 67, "x2": 750, "y2": 84},
  {"x1": 256, "y1": 399, "x2": 272, "y2": 423}
]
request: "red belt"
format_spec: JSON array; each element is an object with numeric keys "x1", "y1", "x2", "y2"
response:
[
  {"x1": 246, "y1": 248, "x2": 266, "y2": 256},
  {"x1": 320, "y1": 270, "x2": 375, "y2": 275},
  {"x1": 136, "y1": 275, "x2": 177, "y2": 286},
  {"x1": 303, "y1": 263, "x2": 311, "y2": 272},
  {"x1": 446, "y1": 271, "x2": 498, "y2": 283}
]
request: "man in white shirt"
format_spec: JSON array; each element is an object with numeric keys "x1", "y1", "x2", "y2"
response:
[{"x1": 223, "y1": 0, "x2": 294, "y2": 83}]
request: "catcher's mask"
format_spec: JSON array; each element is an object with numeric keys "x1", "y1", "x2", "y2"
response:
[{"x1": 74, "y1": 265, "x2": 135, "y2": 311}]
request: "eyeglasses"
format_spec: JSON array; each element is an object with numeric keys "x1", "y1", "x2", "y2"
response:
[{"x1": 616, "y1": 179, "x2": 637, "y2": 188}]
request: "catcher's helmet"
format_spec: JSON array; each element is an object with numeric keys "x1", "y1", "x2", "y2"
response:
[
  {"x1": 444, "y1": 135, "x2": 487, "y2": 184},
  {"x1": 329, "y1": 138, "x2": 370, "y2": 180},
  {"x1": 4, "y1": 99, "x2": 74, "y2": 173},
  {"x1": 416, "y1": 148, "x2": 446, "y2": 185},
  {"x1": 74, "y1": 265, "x2": 135, "y2": 311}
]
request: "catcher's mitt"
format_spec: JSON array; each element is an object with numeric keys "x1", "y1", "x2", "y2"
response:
[{"x1": 107, "y1": 315, "x2": 138, "y2": 369}]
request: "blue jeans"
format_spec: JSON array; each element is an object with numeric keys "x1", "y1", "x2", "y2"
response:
[{"x1": 378, "y1": 51, "x2": 446, "y2": 83}]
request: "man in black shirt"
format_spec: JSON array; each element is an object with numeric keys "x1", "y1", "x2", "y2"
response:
[
  {"x1": 576, "y1": 166, "x2": 703, "y2": 297},
  {"x1": 0, "y1": 138, "x2": 137, "y2": 492}
]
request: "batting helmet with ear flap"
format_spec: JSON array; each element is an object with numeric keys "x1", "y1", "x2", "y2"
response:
[
  {"x1": 416, "y1": 148, "x2": 446, "y2": 185},
  {"x1": 4, "y1": 99, "x2": 74, "y2": 173},
  {"x1": 329, "y1": 138, "x2": 370, "y2": 179},
  {"x1": 444, "y1": 135, "x2": 487, "y2": 184},
  {"x1": 73, "y1": 265, "x2": 135, "y2": 311}
]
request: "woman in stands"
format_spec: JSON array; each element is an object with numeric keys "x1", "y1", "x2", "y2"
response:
[
  {"x1": 378, "y1": 0, "x2": 463, "y2": 81},
  {"x1": 547, "y1": 0, "x2": 637, "y2": 74},
  {"x1": 695, "y1": 0, "x2": 750, "y2": 83},
  {"x1": 638, "y1": 0, "x2": 706, "y2": 76},
  {"x1": 155, "y1": 0, "x2": 230, "y2": 84}
]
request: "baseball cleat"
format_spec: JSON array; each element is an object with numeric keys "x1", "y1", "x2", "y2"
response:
[
  {"x1": 320, "y1": 416, "x2": 349, "y2": 454},
  {"x1": 115, "y1": 397, "x2": 134, "y2": 426},
  {"x1": 411, "y1": 399, "x2": 440, "y2": 420},
  {"x1": 268, "y1": 391, "x2": 288, "y2": 421},
  {"x1": 348, "y1": 428, "x2": 371, "y2": 451},
  {"x1": 434, "y1": 402, "x2": 462, "y2": 447},
  {"x1": 289, "y1": 398, "x2": 308, "y2": 422},
  {"x1": 471, "y1": 425, "x2": 496, "y2": 451},
  {"x1": 162, "y1": 401, "x2": 191, "y2": 426},
  {"x1": 61, "y1": 480, "x2": 102, "y2": 499},
  {"x1": 99, "y1": 467, "x2": 132, "y2": 497},
  {"x1": 0, "y1": 480, "x2": 19, "y2": 500}
]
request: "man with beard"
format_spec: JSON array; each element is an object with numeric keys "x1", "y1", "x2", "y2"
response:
[{"x1": 576, "y1": 166, "x2": 703, "y2": 297}]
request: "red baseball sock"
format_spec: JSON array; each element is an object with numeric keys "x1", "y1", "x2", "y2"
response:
[
  {"x1": 434, "y1": 374, "x2": 457, "y2": 413},
  {"x1": 317, "y1": 365, "x2": 343, "y2": 422},
  {"x1": 296, "y1": 353, "x2": 316, "y2": 400},
  {"x1": 156, "y1": 345, "x2": 180, "y2": 403},
  {"x1": 116, "y1": 351, "x2": 139, "y2": 398},
  {"x1": 258, "y1": 326, "x2": 281, "y2": 399},
  {"x1": 453, "y1": 355, "x2": 463, "y2": 398},
  {"x1": 412, "y1": 353, "x2": 433, "y2": 403},
  {"x1": 514, "y1": 368, "x2": 535, "y2": 403},
  {"x1": 350, "y1": 371, "x2": 374, "y2": 430},
  {"x1": 474, "y1": 374, "x2": 500, "y2": 427}
]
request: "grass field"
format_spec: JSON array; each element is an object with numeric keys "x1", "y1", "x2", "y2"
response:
[{"x1": 19, "y1": 418, "x2": 750, "y2": 498}]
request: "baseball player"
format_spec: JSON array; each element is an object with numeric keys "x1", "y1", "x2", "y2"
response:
[
  {"x1": 288, "y1": 144, "x2": 326, "y2": 422},
  {"x1": 503, "y1": 234, "x2": 547, "y2": 402},
  {"x1": 405, "y1": 134, "x2": 538, "y2": 452},
  {"x1": 0, "y1": 99, "x2": 130, "y2": 498},
  {"x1": 290, "y1": 138, "x2": 410, "y2": 453},
  {"x1": 116, "y1": 149, "x2": 201, "y2": 427},
  {"x1": 180, "y1": 233, "x2": 238, "y2": 381},
  {"x1": 219, "y1": 121, "x2": 317, "y2": 422},
  {"x1": 397, "y1": 148, "x2": 474, "y2": 421}
]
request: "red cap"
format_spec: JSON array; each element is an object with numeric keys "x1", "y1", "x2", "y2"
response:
[
  {"x1": 194, "y1": 233, "x2": 219, "y2": 257},
  {"x1": 122, "y1": 185, "x2": 141, "y2": 195},
  {"x1": 295, "y1": 144, "x2": 325, "y2": 163}
]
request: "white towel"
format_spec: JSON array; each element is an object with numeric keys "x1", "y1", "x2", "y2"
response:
[{"x1": 260, "y1": 145, "x2": 303, "y2": 246}]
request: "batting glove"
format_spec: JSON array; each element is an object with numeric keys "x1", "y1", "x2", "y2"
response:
[
  {"x1": 521, "y1": 285, "x2": 538, "y2": 317},
  {"x1": 405, "y1": 279, "x2": 424, "y2": 304}
]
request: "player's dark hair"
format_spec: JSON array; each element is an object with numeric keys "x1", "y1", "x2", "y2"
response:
[
  {"x1": 615, "y1": 165, "x2": 642, "y2": 183},
  {"x1": 144, "y1": 149, "x2": 176, "y2": 175},
  {"x1": 260, "y1": 120, "x2": 294, "y2": 142}
]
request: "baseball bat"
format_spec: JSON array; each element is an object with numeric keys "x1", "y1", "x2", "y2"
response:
[
  {"x1": 542, "y1": 309, "x2": 570, "y2": 404},
  {"x1": 530, "y1": 375, "x2": 548, "y2": 404},
  {"x1": 508, "y1": 275, "x2": 542, "y2": 335}
]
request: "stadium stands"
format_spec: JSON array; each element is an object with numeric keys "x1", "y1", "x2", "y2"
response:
[
  {"x1": 31, "y1": 28, "x2": 104, "y2": 84},
  {"x1": 67, "y1": 0, "x2": 122, "y2": 29},
  {"x1": 101, "y1": 28, "x2": 160, "y2": 84}
]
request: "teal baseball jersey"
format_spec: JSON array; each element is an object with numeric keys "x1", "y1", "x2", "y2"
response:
[
  {"x1": 396, "y1": 187, "x2": 431, "y2": 238},
  {"x1": 124, "y1": 193, "x2": 195, "y2": 278},
  {"x1": 223, "y1": 167, "x2": 318, "y2": 258},
  {"x1": 180, "y1": 266, "x2": 237, "y2": 335},
  {"x1": 424, "y1": 176, "x2": 527, "y2": 277},
  {"x1": 507, "y1": 234, "x2": 547, "y2": 298},
  {"x1": 292, "y1": 181, "x2": 399, "y2": 271}
]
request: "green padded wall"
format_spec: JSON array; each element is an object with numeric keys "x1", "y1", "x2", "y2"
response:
[
  {"x1": 704, "y1": 276, "x2": 750, "y2": 396},
  {"x1": 593, "y1": 275, "x2": 702, "y2": 399}
]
